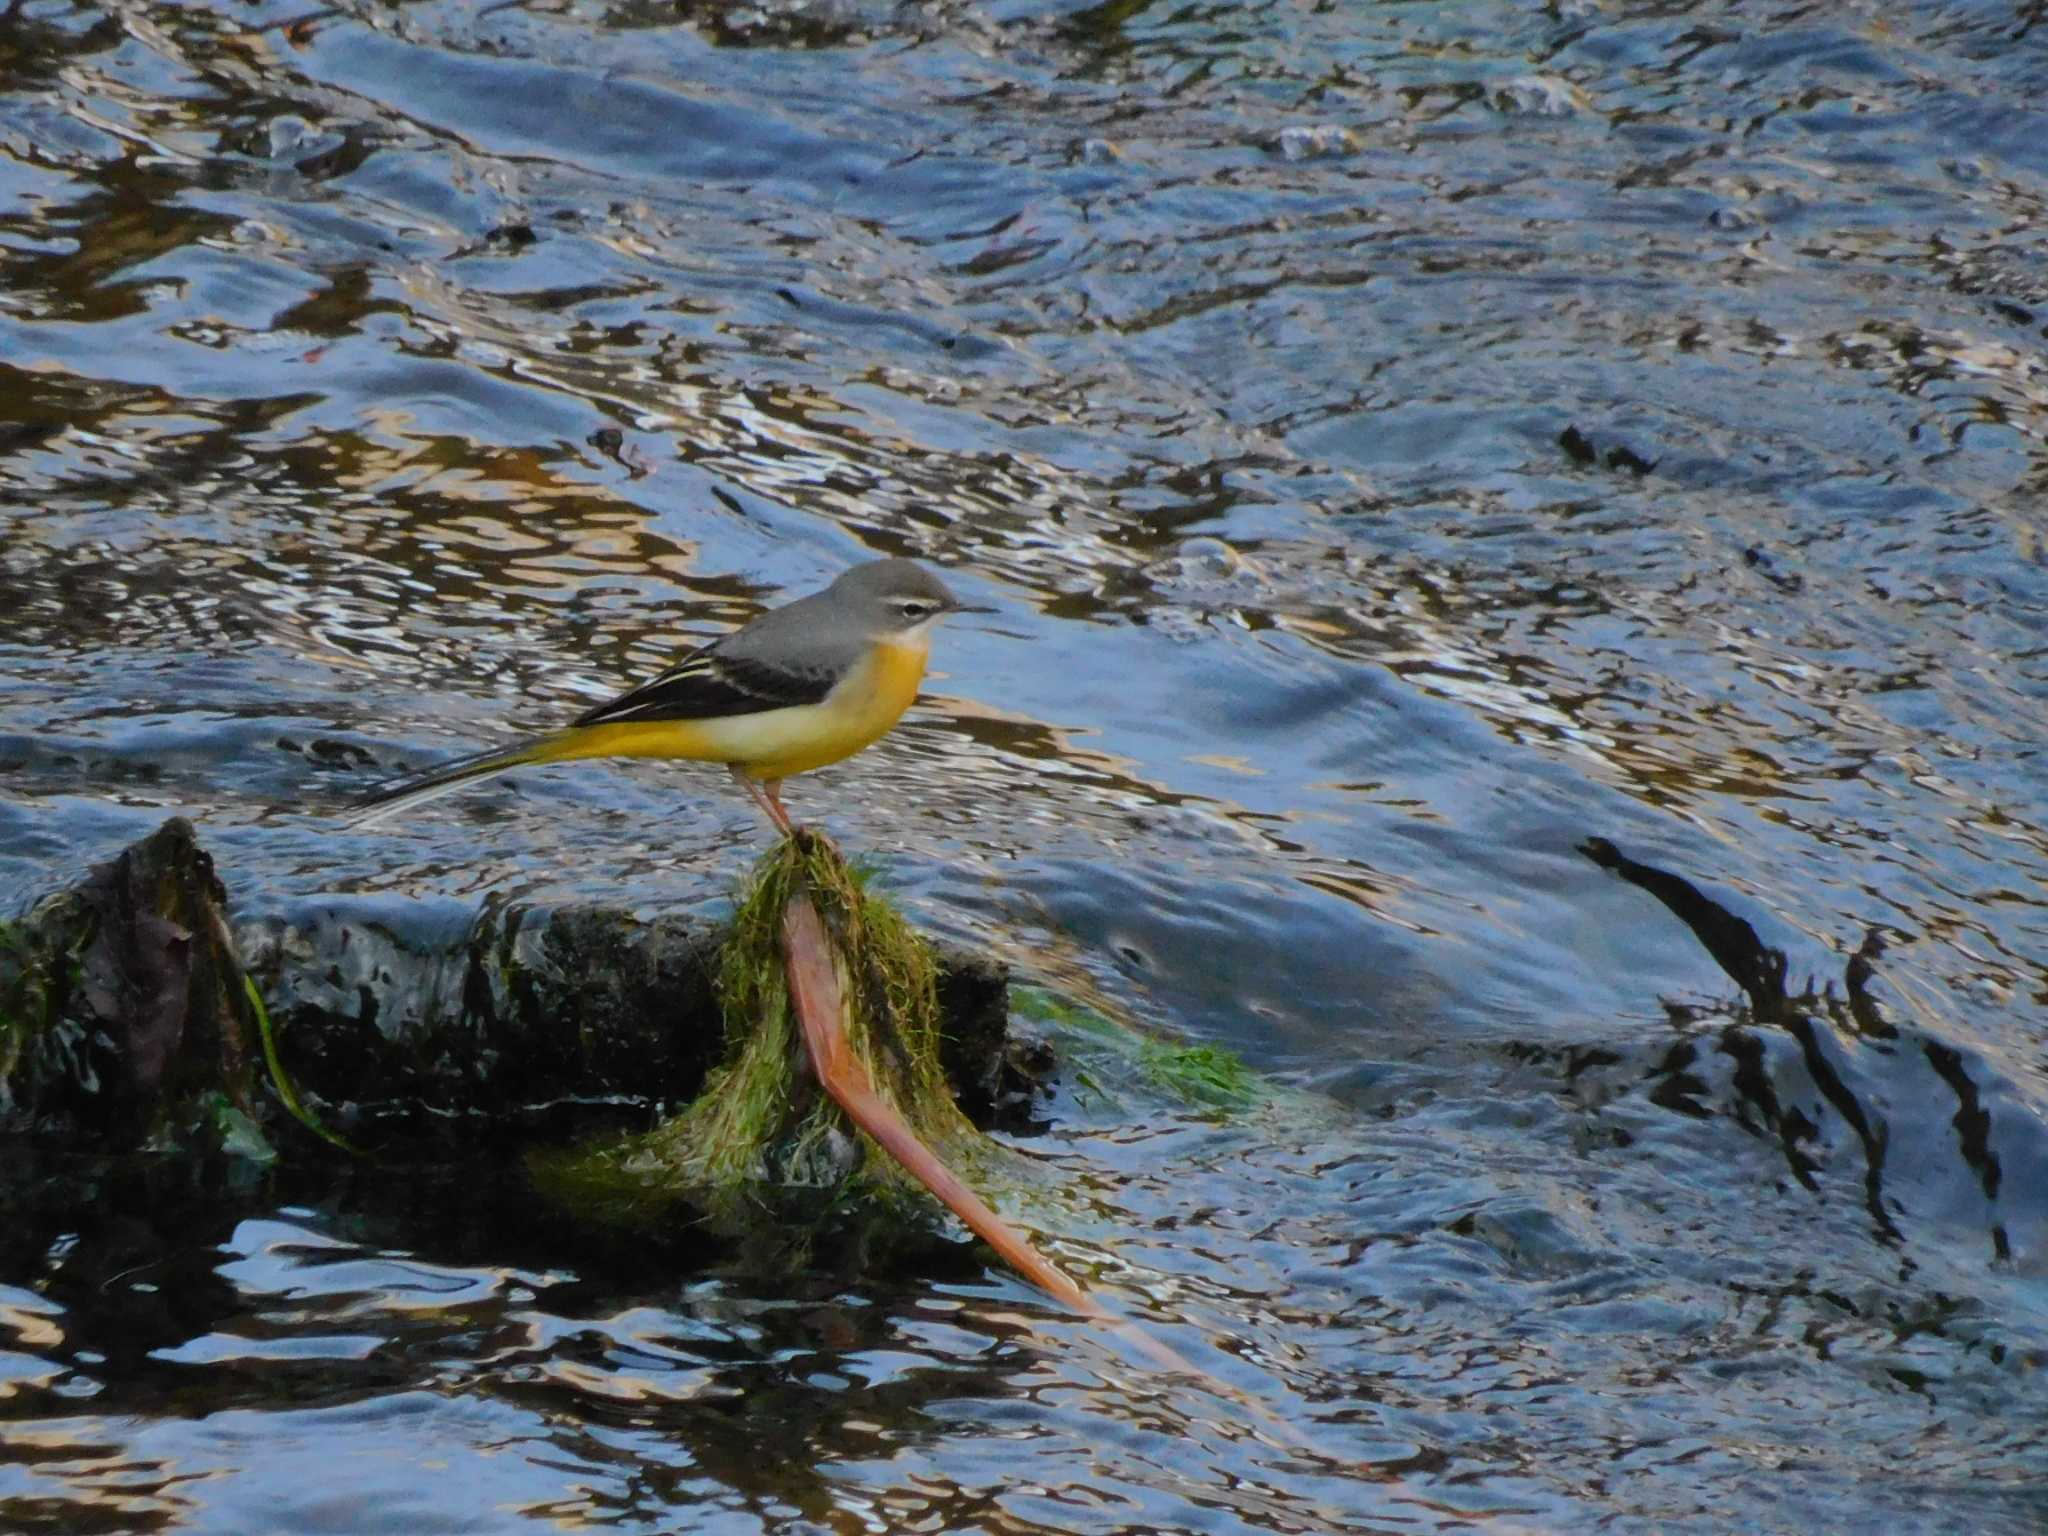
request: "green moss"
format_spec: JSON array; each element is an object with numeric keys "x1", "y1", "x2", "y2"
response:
[
  {"x1": 0, "y1": 911, "x2": 75, "y2": 1094},
  {"x1": 1012, "y1": 985, "x2": 1262, "y2": 1116},
  {"x1": 0, "y1": 921, "x2": 27, "y2": 1088},
  {"x1": 1137, "y1": 1040, "x2": 1259, "y2": 1112},
  {"x1": 1008, "y1": 986, "x2": 1101, "y2": 1033},
  {"x1": 209, "y1": 1094, "x2": 279, "y2": 1164},
  {"x1": 244, "y1": 974, "x2": 358, "y2": 1155},
  {"x1": 532, "y1": 832, "x2": 983, "y2": 1237}
]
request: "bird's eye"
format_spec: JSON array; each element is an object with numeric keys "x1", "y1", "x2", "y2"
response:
[{"x1": 895, "y1": 598, "x2": 937, "y2": 620}]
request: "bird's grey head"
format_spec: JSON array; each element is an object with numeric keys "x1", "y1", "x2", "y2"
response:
[{"x1": 830, "y1": 558, "x2": 973, "y2": 635}]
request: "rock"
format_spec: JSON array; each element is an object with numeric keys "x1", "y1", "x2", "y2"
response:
[
  {"x1": 2, "y1": 819, "x2": 1025, "y2": 1160},
  {"x1": 1, "y1": 818, "x2": 254, "y2": 1148}
]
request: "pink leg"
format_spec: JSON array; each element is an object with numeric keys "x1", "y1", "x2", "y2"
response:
[{"x1": 730, "y1": 766, "x2": 794, "y2": 834}]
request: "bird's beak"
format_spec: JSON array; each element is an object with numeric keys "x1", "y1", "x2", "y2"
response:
[{"x1": 948, "y1": 601, "x2": 998, "y2": 614}]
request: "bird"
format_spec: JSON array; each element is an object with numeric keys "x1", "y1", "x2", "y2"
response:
[{"x1": 350, "y1": 557, "x2": 982, "y2": 835}]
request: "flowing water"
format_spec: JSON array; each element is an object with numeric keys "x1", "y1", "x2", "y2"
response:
[{"x1": 3, "y1": 0, "x2": 2047, "y2": 1529}]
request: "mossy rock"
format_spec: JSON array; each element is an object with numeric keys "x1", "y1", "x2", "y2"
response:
[
  {"x1": 0, "y1": 818, "x2": 258, "y2": 1150},
  {"x1": 532, "y1": 832, "x2": 995, "y2": 1241}
]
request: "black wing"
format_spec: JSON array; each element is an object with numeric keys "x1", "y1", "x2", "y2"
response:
[{"x1": 571, "y1": 641, "x2": 834, "y2": 727}]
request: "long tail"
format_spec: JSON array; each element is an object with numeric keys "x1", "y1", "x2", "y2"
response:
[{"x1": 348, "y1": 737, "x2": 553, "y2": 828}]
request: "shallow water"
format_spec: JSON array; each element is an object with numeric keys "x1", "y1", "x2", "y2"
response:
[{"x1": 4, "y1": 0, "x2": 2048, "y2": 1529}]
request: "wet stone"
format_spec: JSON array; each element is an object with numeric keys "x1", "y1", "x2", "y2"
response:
[{"x1": 3, "y1": 820, "x2": 1026, "y2": 1160}]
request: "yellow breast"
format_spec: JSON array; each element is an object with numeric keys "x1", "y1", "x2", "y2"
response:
[{"x1": 744, "y1": 636, "x2": 930, "y2": 780}]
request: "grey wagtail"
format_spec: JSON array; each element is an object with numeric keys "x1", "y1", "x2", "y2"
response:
[{"x1": 351, "y1": 558, "x2": 982, "y2": 834}]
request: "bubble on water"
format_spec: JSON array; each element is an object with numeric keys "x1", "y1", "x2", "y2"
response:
[
  {"x1": 1275, "y1": 124, "x2": 1358, "y2": 162},
  {"x1": 1137, "y1": 540, "x2": 1268, "y2": 641},
  {"x1": 1144, "y1": 538, "x2": 1263, "y2": 597},
  {"x1": 1177, "y1": 537, "x2": 1241, "y2": 581},
  {"x1": 1491, "y1": 75, "x2": 1582, "y2": 116},
  {"x1": 267, "y1": 115, "x2": 319, "y2": 159}
]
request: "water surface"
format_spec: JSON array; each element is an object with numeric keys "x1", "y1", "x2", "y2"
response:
[{"x1": 3, "y1": 0, "x2": 2046, "y2": 1529}]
